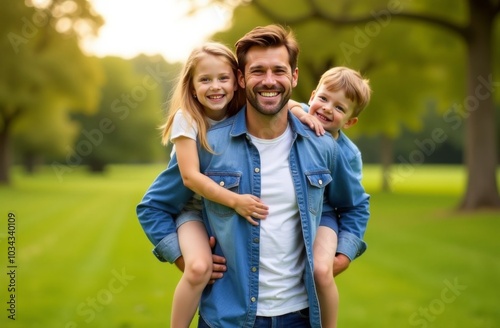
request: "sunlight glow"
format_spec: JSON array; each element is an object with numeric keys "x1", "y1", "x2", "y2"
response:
[{"x1": 83, "y1": 0, "x2": 232, "y2": 63}]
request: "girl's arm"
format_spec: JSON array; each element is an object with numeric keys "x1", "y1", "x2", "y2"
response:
[{"x1": 175, "y1": 136, "x2": 268, "y2": 225}]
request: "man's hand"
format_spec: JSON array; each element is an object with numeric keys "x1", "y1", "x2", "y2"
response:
[
  {"x1": 208, "y1": 236, "x2": 226, "y2": 284},
  {"x1": 333, "y1": 253, "x2": 350, "y2": 276},
  {"x1": 175, "y1": 236, "x2": 226, "y2": 284}
]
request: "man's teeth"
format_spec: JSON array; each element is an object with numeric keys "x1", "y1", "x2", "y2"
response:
[{"x1": 260, "y1": 92, "x2": 278, "y2": 97}]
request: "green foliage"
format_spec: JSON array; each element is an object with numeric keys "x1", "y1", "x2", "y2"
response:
[
  {"x1": 213, "y1": 0, "x2": 484, "y2": 140},
  {"x1": 66, "y1": 55, "x2": 179, "y2": 171},
  {"x1": 0, "y1": 164, "x2": 498, "y2": 327},
  {"x1": 0, "y1": 0, "x2": 104, "y2": 176}
]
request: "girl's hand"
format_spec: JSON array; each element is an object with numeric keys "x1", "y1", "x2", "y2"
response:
[{"x1": 234, "y1": 194, "x2": 269, "y2": 225}]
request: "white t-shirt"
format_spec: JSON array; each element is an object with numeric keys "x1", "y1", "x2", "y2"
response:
[
  {"x1": 170, "y1": 110, "x2": 222, "y2": 157},
  {"x1": 249, "y1": 125, "x2": 308, "y2": 316}
]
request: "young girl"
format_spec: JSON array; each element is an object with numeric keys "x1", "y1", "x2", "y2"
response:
[{"x1": 161, "y1": 42, "x2": 269, "y2": 328}]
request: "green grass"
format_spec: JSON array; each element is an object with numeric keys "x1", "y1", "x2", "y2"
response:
[{"x1": 0, "y1": 164, "x2": 499, "y2": 327}]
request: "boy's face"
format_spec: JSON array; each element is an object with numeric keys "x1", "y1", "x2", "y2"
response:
[{"x1": 308, "y1": 85, "x2": 358, "y2": 137}]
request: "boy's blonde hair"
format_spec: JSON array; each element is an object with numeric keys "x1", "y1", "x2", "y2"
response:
[
  {"x1": 316, "y1": 67, "x2": 372, "y2": 118},
  {"x1": 161, "y1": 42, "x2": 245, "y2": 152}
]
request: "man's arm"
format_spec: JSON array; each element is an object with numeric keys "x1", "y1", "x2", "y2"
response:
[
  {"x1": 136, "y1": 158, "x2": 193, "y2": 263},
  {"x1": 325, "y1": 141, "x2": 370, "y2": 262},
  {"x1": 137, "y1": 159, "x2": 229, "y2": 281}
]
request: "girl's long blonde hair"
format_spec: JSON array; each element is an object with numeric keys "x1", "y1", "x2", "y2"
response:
[{"x1": 161, "y1": 42, "x2": 245, "y2": 152}]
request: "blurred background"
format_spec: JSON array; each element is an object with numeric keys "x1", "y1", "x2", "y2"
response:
[
  {"x1": 1, "y1": 0, "x2": 499, "y2": 206},
  {"x1": 1, "y1": 0, "x2": 499, "y2": 327}
]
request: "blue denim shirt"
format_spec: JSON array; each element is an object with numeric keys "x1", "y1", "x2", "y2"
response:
[{"x1": 137, "y1": 108, "x2": 370, "y2": 328}]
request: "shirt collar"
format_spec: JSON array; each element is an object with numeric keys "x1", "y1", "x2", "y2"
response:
[{"x1": 230, "y1": 105, "x2": 311, "y2": 139}]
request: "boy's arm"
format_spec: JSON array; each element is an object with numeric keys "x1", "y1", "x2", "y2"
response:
[
  {"x1": 288, "y1": 100, "x2": 325, "y2": 136},
  {"x1": 175, "y1": 136, "x2": 268, "y2": 225}
]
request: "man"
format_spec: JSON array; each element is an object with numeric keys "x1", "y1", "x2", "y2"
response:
[{"x1": 137, "y1": 24, "x2": 369, "y2": 327}]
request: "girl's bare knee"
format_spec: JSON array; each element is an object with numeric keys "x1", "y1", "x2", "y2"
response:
[{"x1": 185, "y1": 258, "x2": 212, "y2": 285}]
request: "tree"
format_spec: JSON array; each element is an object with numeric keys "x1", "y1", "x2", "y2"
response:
[
  {"x1": 0, "y1": 0, "x2": 104, "y2": 183},
  {"x1": 55, "y1": 55, "x2": 174, "y2": 176},
  {"x1": 207, "y1": 0, "x2": 500, "y2": 211}
]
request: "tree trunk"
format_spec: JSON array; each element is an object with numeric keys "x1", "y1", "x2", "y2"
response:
[
  {"x1": 0, "y1": 128, "x2": 11, "y2": 184},
  {"x1": 380, "y1": 134, "x2": 393, "y2": 192},
  {"x1": 23, "y1": 152, "x2": 40, "y2": 175},
  {"x1": 88, "y1": 160, "x2": 106, "y2": 173},
  {"x1": 459, "y1": 0, "x2": 500, "y2": 210}
]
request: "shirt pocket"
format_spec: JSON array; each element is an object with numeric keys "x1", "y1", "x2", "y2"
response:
[
  {"x1": 204, "y1": 172, "x2": 241, "y2": 217},
  {"x1": 305, "y1": 171, "x2": 332, "y2": 216}
]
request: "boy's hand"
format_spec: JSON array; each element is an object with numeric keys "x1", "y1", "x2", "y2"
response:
[{"x1": 299, "y1": 113, "x2": 325, "y2": 136}]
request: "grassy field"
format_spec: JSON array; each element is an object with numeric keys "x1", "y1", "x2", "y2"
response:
[{"x1": 0, "y1": 164, "x2": 499, "y2": 327}]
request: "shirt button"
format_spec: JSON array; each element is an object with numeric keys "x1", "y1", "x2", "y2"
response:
[
  {"x1": 319, "y1": 179, "x2": 323, "y2": 185},
  {"x1": 251, "y1": 297, "x2": 256, "y2": 302},
  {"x1": 219, "y1": 181, "x2": 225, "y2": 187},
  {"x1": 253, "y1": 237, "x2": 259, "y2": 243},
  {"x1": 251, "y1": 267, "x2": 257, "y2": 272},
  {"x1": 254, "y1": 167, "x2": 260, "y2": 173}
]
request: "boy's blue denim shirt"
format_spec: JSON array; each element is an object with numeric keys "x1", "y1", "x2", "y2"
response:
[{"x1": 136, "y1": 107, "x2": 370, "y2": 328}]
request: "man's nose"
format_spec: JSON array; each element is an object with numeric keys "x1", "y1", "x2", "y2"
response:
[{"x1": 262, "y1": 71, "x2": 276, "y2": 86}]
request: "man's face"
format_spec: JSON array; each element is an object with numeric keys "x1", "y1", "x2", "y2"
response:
[{"x1": 238, "y1": 45, "x2": 298, "y2": 116}]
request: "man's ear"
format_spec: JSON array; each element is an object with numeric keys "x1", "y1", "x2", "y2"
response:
[
  {"x1": 343, "y1": 117, "x2": 358, "y2": 129},
  {"x1": 292, "y1": 67, "x2": 299, "y2": 88},
  {"x1": 237, "y1": 70, "x2": 245, "y2": 88}
]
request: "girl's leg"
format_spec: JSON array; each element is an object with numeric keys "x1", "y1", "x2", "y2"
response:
[
  {"x1": 171, "y1": 221, "x2": 212, "y2": 328},
  {"x1": 313, "y1": 226, "x2": 339, "y2": 328}
]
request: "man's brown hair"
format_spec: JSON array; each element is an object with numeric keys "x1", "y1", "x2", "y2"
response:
[{"x1": 234, "y1": 24, "x2": 299, "y2": 74}]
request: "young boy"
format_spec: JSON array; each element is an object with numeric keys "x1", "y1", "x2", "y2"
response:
[{"x1": 290, "y1": 66, "x2": 372, "y2": 328}]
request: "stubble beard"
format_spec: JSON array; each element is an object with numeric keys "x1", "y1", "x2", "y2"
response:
[{"x1": 246, "y1": 87, "x2": 291, "y2": 116}]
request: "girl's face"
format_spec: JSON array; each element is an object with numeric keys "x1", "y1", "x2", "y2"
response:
[
  {"x1": 192, "y1": 55, "x2": 238, "y2": 121},
  {"x1": 308, "y1": 85, "x2": 358, "y2": 138}
]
